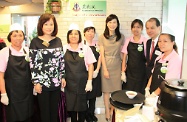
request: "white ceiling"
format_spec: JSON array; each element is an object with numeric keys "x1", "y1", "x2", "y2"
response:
[{"x1": 0, "y1": 0, "x2": 43, "y2": 7}]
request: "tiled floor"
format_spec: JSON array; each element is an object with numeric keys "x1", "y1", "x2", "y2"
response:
[
  {"x1": 66, "y1": 108, "x2": 106, "y2": 122},
  {"x1": 66, "y1": 95, "x2": 108, "y2": 122}
]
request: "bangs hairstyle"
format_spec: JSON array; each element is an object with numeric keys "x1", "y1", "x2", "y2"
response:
[
  {"x1": 83, "y1": 27, "x2": 96, "y2": 33},
  {"x1": 37, "y1": 13, "x2": 58, "y2": 36},
  {"x1": 104, "y1": 14, "x2": 121, "y2": 41},
  {"x1": 131, "y1": 19, "x2": 143, "y2": 29},
  {"x1": 67, "y1": 30, "x2": 82, "y2": 44},
  {"x1": 7, "y1": 30, "x2": 25, "y2": 42}
]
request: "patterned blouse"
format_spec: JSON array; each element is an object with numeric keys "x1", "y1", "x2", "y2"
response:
[{"x1": 29, "y1": 37, "x2": 65, "y2": 91}]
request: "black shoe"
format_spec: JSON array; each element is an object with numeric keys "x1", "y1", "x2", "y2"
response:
[
  {"x1": 85, "y1": 113, "x2": 93, "y2": 122},
  {"x1": 91, "y1": 114, "x2": 98, "y2": 122}
]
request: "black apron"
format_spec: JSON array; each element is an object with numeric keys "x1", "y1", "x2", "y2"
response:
[
  {"x1": 150, "y1": 60, "x2": 168, "y2": 93},
  {"x1": 123, "y1": 42, "x2": 147, "y2": 94},
  {"x1": 87, "y1": 45, "x2": 102, "y2": 99},
  {"x1": 64, "y1": 49, "x2": 88, "y2": 111},
  {"x1": 4, "y1": 49, "x2": 33, "y2": 122}
]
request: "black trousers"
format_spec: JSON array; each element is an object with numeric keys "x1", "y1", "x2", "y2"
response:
[
  {"x1": 6, "y1": 118, "x2": 32, "y2": 122},
  {"x1": 14, "y1": 118, "x2": 32, "y2": 122},
  {"x1": 0, "y1": 100, "x2": 32, "y2": 122},
  {"x1": 69, "y1": 111, "x2": 86, "y2": 122},
  {"x1": 37, "y1": 89, "x2": 61, "y2": 122},
  {"x1": 0, "y1": 102, "x2": 2, "y2": 122},
  {"x1": 87, "y1": 97, "x2": 96, "y2": 114}
]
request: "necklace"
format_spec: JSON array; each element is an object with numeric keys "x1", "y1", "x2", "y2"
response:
[
  {"x1": 109, "y1": 34, "x2": 116, "y2": 39},
  {"x1": 42, "y1": 41, "x2": 50, "y2": 47}
]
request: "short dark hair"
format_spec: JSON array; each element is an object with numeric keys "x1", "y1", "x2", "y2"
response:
[
  {"x1": 7, "y1": 30, "x2": 25, "y2": 42},
  {"x1": 104, "y1": 14, "x2": 121, "y2": 41},
  {"x1": 37, "y1": 13, "x2": 58, "y2": 36},
  {"x1": 131, "y1": 19, "x2": 143, "y2": 29},
  {"x1": 146, "y1": 17, "x2": 160, "y2": 27},
  {"x1": 159, "y1": 33, "x2": 178, "y2": 53},
  {"x1": 83, "y1": 27, "x2": 95, "y2": 34},
  {"x1": 67, "y1": 30, "x2": 82, "y2": 44}
]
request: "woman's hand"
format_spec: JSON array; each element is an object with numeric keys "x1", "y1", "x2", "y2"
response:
[
  {"x1": 93, "y1": 70, "x2": 99, "y2": 78},
  {"x1": 145, "y1": 87, "x2": 150, "y2": 97},
  {"x1": 1, "y1": 93, "x2": 9, "y2": 105},
  {"x1": 34, "y1": 83, "x2": 42, "y2": 94},
  {"x1": 104, "y1": 70, "x2": 109, "y2": 79},
  {"x1": 61, "y1": 79, "x2": 66, "y2": 92},
  {"x1": 121, "y1": 72, "x2": 126, "y2": 83},
  {"x1": 61, "y1": 79, "x2": 66, "y2": 88}
]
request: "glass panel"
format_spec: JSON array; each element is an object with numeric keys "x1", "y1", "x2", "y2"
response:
[{"x1": 11, "y1": 14, "x2": 39, "y2": 47}]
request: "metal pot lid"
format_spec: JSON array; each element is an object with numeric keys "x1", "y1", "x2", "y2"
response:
[{"x1": 165, "y1": 79, "x2": 187, "y2": 90}]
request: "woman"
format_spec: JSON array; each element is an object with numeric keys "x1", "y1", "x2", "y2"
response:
[
  {"x1": 98, "y1": 14, "x2": 125, "y2": 121},
  {"x1": 29, "y1": 13, "x2": 65, "y2": 122},
  {"x1": 121, "y1": 19, "x2": 147, "y2": 94},
  {"x1": 145, "y1": 27, "x2": 182, "y2": 97},
  {"x1": 0, "y1": 38, "x2": 6, "y2": 122},
  {"x1": 83, "y1": 20, "x2": 102, "y2": 122},
  {"x1": 0, "y1": 23, "x2": 33, "y2": 122},
  {"x1": 63, "y1": 23, "x2": 96, "y2": 122}
]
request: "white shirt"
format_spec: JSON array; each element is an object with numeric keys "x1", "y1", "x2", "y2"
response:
[{"x1": 150, "y1": 35, "x2": 159, "y2": 55}]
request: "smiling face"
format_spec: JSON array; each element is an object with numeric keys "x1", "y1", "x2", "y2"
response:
[
  {"x1": 69, "y1": 30, "x2": 80, "y2": 44},
  {"x1": 42, "y1": 18, "x2": 54, "y2": 36},
  {"x1": 107, "y1": 19, "x2": 118, "y2": 32},
  {"x1": 10, "y1": 30, "x2": 24, "y2": 48},
  {"x1": 131, "y1": 22, "x2": 143, "y2": 36},
  {"x1": 146, "y1": 21, "x2": 161, "y2": 40},
  {"x1": 158, "y1": 34, "x2": 174, "y2": 54}
]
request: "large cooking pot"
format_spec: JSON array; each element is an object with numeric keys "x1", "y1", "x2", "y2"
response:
[{"x1": 157, "y1": 79, "x2": 187, "y2": 122}]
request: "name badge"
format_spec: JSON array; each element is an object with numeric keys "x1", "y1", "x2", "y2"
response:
[
  {"x1": 155, "y1": 50, "x2": 162, "y2": 56},
  {"x1": 78, "y1": 49, "x2": 84, "y2": 57},
  {"x1": 137, "y1": 44, "x2": 143, "y2": 52}
]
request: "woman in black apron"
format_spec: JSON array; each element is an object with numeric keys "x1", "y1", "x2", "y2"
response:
[
  {"x1": 0, "y1": 24, "x2": 33, "y2": 122},
  {"x1": 83, "y1": 20, "x2": 102, "y2": 122},
  {"x1": 145, "y1": 27, "x2": 182, "y2": 97},
  {"x1": 64, "y1": 23, "x2": 96, "y2": 122},
  {"x1": 0, "y1": 38, "x2": 6, "y2": 122},
  {"x1": 121, "y1": 19, "x2": 147, "y2": 94}
]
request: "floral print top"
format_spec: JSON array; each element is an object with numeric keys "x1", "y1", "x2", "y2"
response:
[{"x1": 29, "y1": 37, "x2": 65, "y2": 91}]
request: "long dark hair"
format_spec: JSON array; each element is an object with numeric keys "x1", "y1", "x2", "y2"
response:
[{"x1": 104, "y1": 14, "x2": 121, "y2": 41}]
